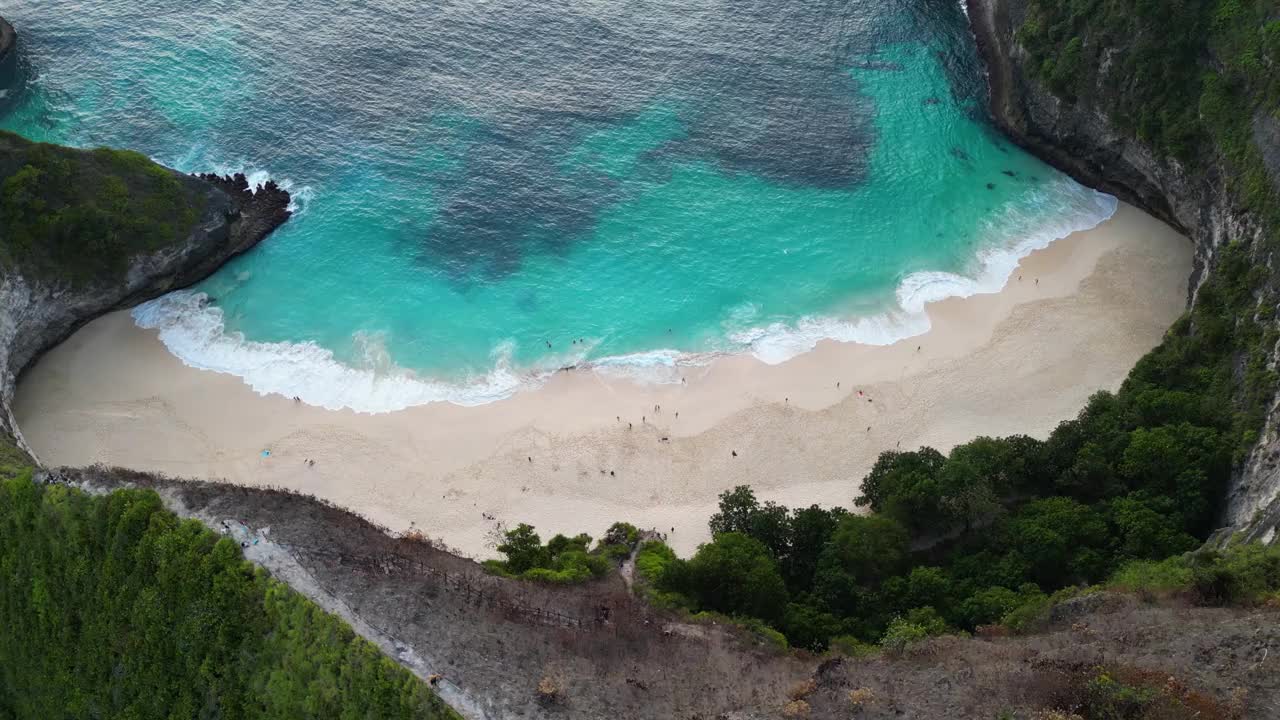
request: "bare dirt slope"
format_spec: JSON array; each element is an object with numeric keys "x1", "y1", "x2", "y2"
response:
[{"x1": 59, "y1": 468, "x2": 1280, "y2": 720}]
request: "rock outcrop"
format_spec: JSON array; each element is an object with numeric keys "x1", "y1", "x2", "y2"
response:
[
  {"x1": 965, "y1": 0, "x2": 1280, "y2": 540},
  {"x1": 0, "y1": 168, "x2": 290, "y2": 461},
  {"x1": 0, "y1": 17, "x2": 14, "y2": 64}
]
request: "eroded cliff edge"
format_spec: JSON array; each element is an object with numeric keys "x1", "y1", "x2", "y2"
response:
[
  {"x1": 0, "y1": 135, "x2": 290, "y2": 463},
  {"x1": 0, "y1": 17, "x2": 15, "y2": 63},
  {"x1": 965, "y1": 0, "x2": 1280, "y2": 540}
]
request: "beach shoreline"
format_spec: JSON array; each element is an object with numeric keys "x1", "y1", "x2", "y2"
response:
[{"x1": 14, "y1": 202, "x2": 1193, "y2": 557}]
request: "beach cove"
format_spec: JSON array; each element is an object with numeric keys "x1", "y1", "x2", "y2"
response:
[{"x1": 15, "y1": 202, "x2": 1192, "y2": 557}]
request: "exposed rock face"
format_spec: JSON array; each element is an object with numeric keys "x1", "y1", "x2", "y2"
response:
[
  {"x1": 0, "y1": 17, "x2": 14, "y2": 64},
  {"x1": 965, "y1": 0, "x2": 1280, "y2": 540},
  {"x1": 0, "y1": 170, "x2": 290, "y2": 461}
]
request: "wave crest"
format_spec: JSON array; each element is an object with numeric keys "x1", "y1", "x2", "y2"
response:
[
  {"x1": 731, "y1": 182, "x2": 1117, "y2": 365},
  {"x1": 134, "y1": 181, "x2": 1117, "y2": 411},
  {"x1": 132, "y1": 292, "x2": 533, "y2": 412}
]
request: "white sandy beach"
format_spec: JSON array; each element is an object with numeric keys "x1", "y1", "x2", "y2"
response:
[{"x1": 14, "y1": 202, "x2": 1192, "y2": 557}]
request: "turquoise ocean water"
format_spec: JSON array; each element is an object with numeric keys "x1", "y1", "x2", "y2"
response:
[{"x1": 0, "y1": 0, "x2": 1114, "y2": 411}]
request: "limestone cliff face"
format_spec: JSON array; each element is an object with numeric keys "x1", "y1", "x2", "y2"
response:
[
  {"x1": 965, "y1": 0, "x2": 1280, "y2": 540},
  {"x1": 0, "y1": 17, "x2": 14, "y2": 63},
  {"x1": 0, "y1": 170, "x2": 290, "y2": 461}
]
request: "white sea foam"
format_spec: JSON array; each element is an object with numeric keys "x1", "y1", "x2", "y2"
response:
[
  {"x1": 210, "y1": 162, "x2": 315, "y2": 215},
  {"x1": 730, "y1": 311, "x2": 934, "y2": 365},
  {"x1": 132, "y1": 292, "x2": 537, "y2": 413},
  {"x1": 134, "y1": 180, "x2": 1116, "y2": 411},
  {"x1": 731, "y1": 182, "x2": 1118, "y2": 365},
  {"x1": 154, "y1": 150, "x2": 314, "y2": 215},
  {"x1": 590, "y1": 348, "x2": 719, "y2": 385}
]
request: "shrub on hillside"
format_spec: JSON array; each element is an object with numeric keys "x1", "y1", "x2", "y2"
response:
[{"x1": 0, "y1": 131, "x2": 204, "y2": 285}]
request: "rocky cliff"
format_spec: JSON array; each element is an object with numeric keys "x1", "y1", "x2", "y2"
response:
[
  {"x1": 0, "y1": 165, "x2": 290, "y2": 462},
  {"x1": 965, "y1": 0, "x2": 1280, "y2": 541},
  {"x1": 0, "y1": 17, "x2": 14, "y2": 63}
]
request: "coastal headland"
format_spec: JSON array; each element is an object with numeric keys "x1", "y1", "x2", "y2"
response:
[{"x1": 15, "y1": 202, "x2": 1191, "y2": 556}]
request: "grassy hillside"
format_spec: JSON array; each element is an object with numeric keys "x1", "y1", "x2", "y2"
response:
[
  {"x1": 0, "y1": 443, "x2": 457, "y2": 719},
  {"x1": 0, "y1": 130, "x2": 205, "y2": 285}
]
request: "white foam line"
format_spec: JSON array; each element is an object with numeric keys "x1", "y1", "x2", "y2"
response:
[
  {"x1": 134, "y1": 181, "x2": 1116, "y2": 412},
  {"x1": 208, "y1": 162, "x2": 315, "y2": 215},
  {"x1": 132, "y1": 293, "x2": 540, "y2": 413},
  {"x1": 731, "y1": 182, "x2": 1117, "y2": 365}
]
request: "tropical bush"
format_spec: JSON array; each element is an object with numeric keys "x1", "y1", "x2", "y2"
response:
[
  {"x1": 0, "y1": 472, "x2": 457, "y2": 719},
  {"x1": 483, "y1": 521, "x2": 635, "y2": 583},
  {"x1": 0, "y1": 130, "x2": 204, "y2": 285}
]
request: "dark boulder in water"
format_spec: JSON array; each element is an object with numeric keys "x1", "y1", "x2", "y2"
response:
[
  {"x1": 986, "y1": 182, "x2": 996, "y2": 189},
  {"x1": 1001, "y1": 169, "x2": 1017, "y2": 177}
]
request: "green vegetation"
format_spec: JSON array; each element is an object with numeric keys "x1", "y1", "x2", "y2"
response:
[
  {"x1": 636, "y1": 235, "x2": 1274, "y2": 650},
  {"x1": 0, "y1": 467, "x2": 458, "y2": 719},
  {"x1": 626, "y1": 0, "x2": 1280, "y2": 654},
  {"x1": 483, "y1": 521, "x2": 640, "y2": 583},
  {"x1": 1017, "y1": 0, "x2": 1280, "y2": 220},
  {"x1": 0, "y1": 434, "x2": 32, "y2": 481},
  {"x1": 644, "y1": 278, "x2": 1258, "y2": 647},
  {"x1": 0, "y1": 130, "x2": 204, "y2": 285},
  {"x1": 1111, "y1": 542, "x2": 1280, "y2": 605}
]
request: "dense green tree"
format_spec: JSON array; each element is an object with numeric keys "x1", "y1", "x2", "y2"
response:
[
  {"x1": 1057, "y1": 440, "x2": 1122, "y2": 502},
  {"x1": 709, "y1": 485, "x2": 760, "y2": 536},
  {"x1": 1003, "y1": 497, "x2": 1109, "y2": 586},
  {"x1": 488, "y1": 524, "x2": 617, "y2": 582},
  {"x1": 496, "y1": 523, "x2": 550, "y2": 574},
  {"x1": 959, "y1": 585, "x2": 1034, "y2": 628},
  {"x1": 0, "y1": 132, "x2": 204, "y2": 284},
  {"x1": 937, "y1": 455, "x2": 1001, "y2": 533},
  {"x1": 0, "y1": 474, "x2": 457, "y2": 719},
  {"x1": 1108, "y1": 493, "x2": 1199, "y2": 560},
  {"x1": 818, "y1": 515, "x2": 909, "y2": 585},
  {"x1": 948, "y1": 435, "x2": 1045, "y2": 498},
  {"x1": 900, "y1": 606, "x2": 950, "y2": 636},
  {"x1": 708, "y1": 485, "x2": 791, "y2": 560},
  {"x1": 676, "y1": 532, "x2": 789, "y2": 623},
  {"x1": 883, "y1": 566, "x2": 953, "y2": 612},
  {"x1": 782, "y1": 504, "x2": 848, "y2": 591},
  {"x1": 781, "y1": 602, "x2": 843, "y2": 652},
  {"x1": 1120, "y1": 423, "x2": 1229, "y2": 532},
  {"x1": 855, "y1": 448, "x2": 947, "y2": 531}
]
